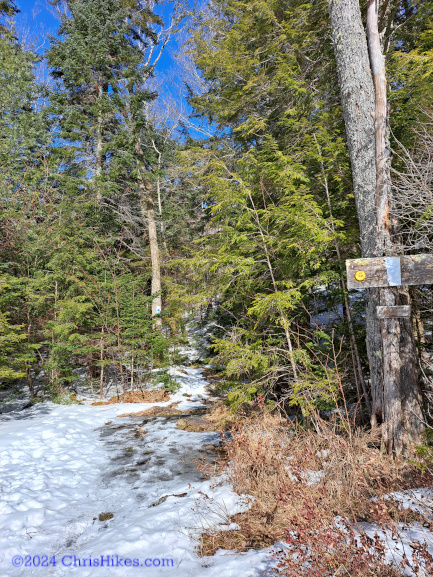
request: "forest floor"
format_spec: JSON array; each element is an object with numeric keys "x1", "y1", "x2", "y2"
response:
[{"x1": 0, "y1": 367, "x2": 276, "y2": 577}]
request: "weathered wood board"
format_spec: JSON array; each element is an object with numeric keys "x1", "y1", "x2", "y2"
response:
[
  {"x1": 376, "y1": 306, "x2": 411, "y2": 319},
  {"x1": 346, "y1": 254, "x2": 433, "y2": 289}
]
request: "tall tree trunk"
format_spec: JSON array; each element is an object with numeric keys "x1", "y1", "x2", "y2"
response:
[
  {"x1": 136, "y1": 138, "x2": 163, "y2": 329},
  {"x1": 328, "y1": 0, "x2": 424, "y2": 454},
  {"x1": 366, "y1": 0, "x2": 400, "y2": 448},
  {"x1": 138, "y1": 173, "x2": 162, "y2": 329},
  {"x1": 99, "y1": 326, "x2": 105, "y2": 400},
  {"x1": 95, "y1": 81, "x2": 105, "y2": 203},
  {"x1": 152, "y1": 140, "x2": 168, "y2": 252},
  {"x1": 327, "y1": 0, "x2": 382, "y2": 423}
]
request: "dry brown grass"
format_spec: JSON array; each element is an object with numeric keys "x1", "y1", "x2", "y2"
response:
[
  {"x1": 197, "y1": 404, "x2": 433, "y2": 575},
  {"x1": 203, "y1": 400, "x2": 241, "y2": 431},
  {"x1": 92, "y1": 389, "x2": 170, "y2": 406},
  {"x1": 177, "y1": 417, "x2": 214, "y2": 432}
]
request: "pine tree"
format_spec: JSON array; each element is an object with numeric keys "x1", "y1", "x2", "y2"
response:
[
  {"x1": 37, "y1": 0, "x2": 174, "y2": 394},
  {"x1": 47, "y1": 0, "x2": 147, "y2": 200},
  {"x1": 0, "y1": 0, "x2": 17, "y2": 24}
]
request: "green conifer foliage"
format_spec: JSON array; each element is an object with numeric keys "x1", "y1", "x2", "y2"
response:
[
  {"x1": 388, "y1": 1, "x2": 433, "y2": 146},
  {"x1": 0, "y1": 0, "x2": 17, "y2": 26},
  {"x1": 0, "y1": 31, "x2": 49, "y2": 186},
  {"x1": 0, "y1": 1, "x2": 174, "y2": 399},
  {"x1": 181, "y1": 0, "x2": 355, "y2": 407},
  {"x1": 1, "y1": 0, "x2": 429, "y2": 411},
  {"x1": 0, "y1": 25, "x2": 50, "y2": 394},
  {"x1": 181, "y1": 0, "x2": 433, "y2": 411}
]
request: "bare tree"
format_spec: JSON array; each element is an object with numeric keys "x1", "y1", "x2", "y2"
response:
[{"x1": 392, "y1": 110, "x2": 433, "y2": 253}]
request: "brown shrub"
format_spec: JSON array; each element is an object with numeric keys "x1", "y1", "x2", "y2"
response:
[
  {"x1": 273, "y1": 522, "x2": 405, "y2": 577},
  {"x1": 198, "y1": 403, "x2": 433, "y2": 576},
  {"x1": 203, "y1": 401, "x2": 242, "y2": 431},
  {"x1": 118, "y1": 402, "x2": 181, "y2": 417},
  {"x1": 92, "y1": 389, "x2": 170, "y2": 406}
]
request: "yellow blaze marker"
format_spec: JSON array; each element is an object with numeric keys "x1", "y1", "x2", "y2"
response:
[{"x1": 355, "y1": 270, "x2": 366, "y2": 282}]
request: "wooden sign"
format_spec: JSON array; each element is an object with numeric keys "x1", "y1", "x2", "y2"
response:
[
  {"x1": 376, "y1": 306, "x2": 411, "y2": 319},
  {"x1": 346, "y1": 254, "x2": 433, "y2": 290}
]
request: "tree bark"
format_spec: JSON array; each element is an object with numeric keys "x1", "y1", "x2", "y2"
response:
[
  {"x1": 152, "y1": 140, "x2": 168, "y2": 252},
  {"x1": 327, "y1": 0, "x2": 382, "y2": 424},
  {"x1": 328, "y1": 0, "x2": 377, "y2": 256},
  {"x1": 399, "y1": 289, "x2": 424, "y2": 449},
  {"x1": 135, "y1": 137, "x2": 163, "y2": 330},
  {"x1": 366, "y1": 0, "x2": 399, "y2": 447},
  {"x1": 95, "y1": 81, "x2": 106, "y2": 203},
  {"x1": 366, "y1": 0, "x2": 391, "y2": 256},
  {"x1": 100, "y1": 326, "x2": 105, "y2": 399}
]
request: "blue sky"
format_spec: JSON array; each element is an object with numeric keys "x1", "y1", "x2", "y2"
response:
[
  {"x1": 15, "y1": 0, "x2": 59, "y2": 41},
  {"x1": 14, "y1": 0, "x2": 187, "y2": 68}
]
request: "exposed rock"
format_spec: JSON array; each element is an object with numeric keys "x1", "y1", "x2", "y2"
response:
[{"x1": 151, "y1": 493, "x2": 187, "y2": 507}]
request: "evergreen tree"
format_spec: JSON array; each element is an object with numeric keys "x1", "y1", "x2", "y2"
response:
[
  {"x1": 0, "y1": 35, "x2": 48, "y2": 187},
  {"x1": 47, "y1": 0, "x2": 168, "y2": 326},
  {"x1": 0, "y1": 1, "x2": 177, "y2": 400},
  {"x1": 0, "y1": 0, "x2": 17, "y2": 24},
  {"x1": 39, "y1": 0, "x2": 173, "y2": 395}
]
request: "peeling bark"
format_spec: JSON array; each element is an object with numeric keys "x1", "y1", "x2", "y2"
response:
[{"x1": 367, "y1": 0, "x2": 424, "y2": 454}]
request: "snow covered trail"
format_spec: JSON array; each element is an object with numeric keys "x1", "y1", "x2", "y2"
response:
[{"x1": 0, "y1": 368, "x2": 273, "y2": 577}]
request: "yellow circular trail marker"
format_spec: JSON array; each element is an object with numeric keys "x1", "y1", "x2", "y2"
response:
[{"x1": 355, "y1": 270, "x2": 366, "y2": 282}]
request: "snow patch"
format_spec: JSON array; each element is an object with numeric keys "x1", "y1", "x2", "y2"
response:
[{"x1": 0, "y1": 368, "x2": 272, "y2": 576}]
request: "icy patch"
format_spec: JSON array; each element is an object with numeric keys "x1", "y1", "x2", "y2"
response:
[
  {"x1": 0, "y1": 379, "x2": 32, "y2": 416},
  {"x1": 358, "y1": 522, "x2": 433, "y2": 576}
]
